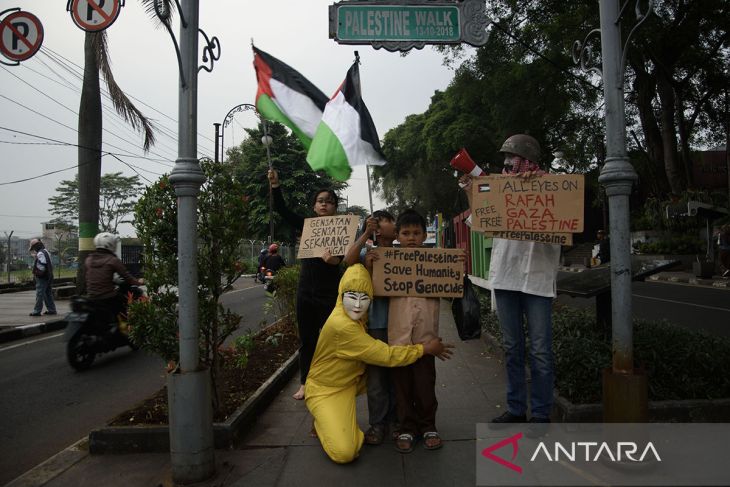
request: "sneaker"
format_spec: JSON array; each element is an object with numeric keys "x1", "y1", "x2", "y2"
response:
[
  {"x1": 43, "y1": 311, "x2": 57, "y2": 315},
  {"x1": 29, "y1": 312, "x2": 41, "y2": 316},
  {"x1": 525, "y1": 417, "x2": 551, "y2": 438},
  {"x1": 489, "y1": 411, "x2": 527, "y2": 429}
]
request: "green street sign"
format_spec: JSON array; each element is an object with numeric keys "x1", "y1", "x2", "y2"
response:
[
  {"x1": 329, "y1": 0, "x2": 490, "y2": 52},
  {"x1": 336, "y1": 5, "x2": 460, "y2": 42}
]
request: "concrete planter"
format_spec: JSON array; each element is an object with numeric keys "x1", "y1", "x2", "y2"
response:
[
  {"x1": 480, "y1": 331, "x2": 730, "y2": 422},
  {"x1": 89, "y1": 319, "x2": 299, "y2": 454}
]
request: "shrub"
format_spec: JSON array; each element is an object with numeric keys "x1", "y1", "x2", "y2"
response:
[
  {"x1": 263, "y1": 265, "x2": 300, "y2": 327},
  {"x1": 479, "y1": 292, "x2": 730, "y2": 403}
]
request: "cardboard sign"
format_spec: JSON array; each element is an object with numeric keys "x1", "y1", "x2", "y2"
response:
[
  {"x1": 297, "y1": 215, "x2": 360, "y2": 259},
  {"x1": 471, "y1": 174, "x2": 584, "y2": 233},
  {"x1": 372, "y1": 248, "x2": 464, "y2": 298},
  {"x1": 484, "y1": 231, "x2": 573, "y2": 246}
]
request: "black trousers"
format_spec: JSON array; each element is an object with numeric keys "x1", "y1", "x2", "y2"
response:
[
  {"x1": 391, "y1": 355, "x2": 438, "y2": 436},
  {"x1": 296, "y1": 294, "x2": 337, "y2": 385}
]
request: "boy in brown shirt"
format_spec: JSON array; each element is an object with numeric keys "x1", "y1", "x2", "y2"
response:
[{"x1": 388, "y1": 209, "x2": 443, "y2": 453}]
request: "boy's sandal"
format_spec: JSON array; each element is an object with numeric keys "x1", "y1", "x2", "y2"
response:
[
  {"x1": 423, "y1": 431, "x2": 442, "y2": 450},
  {"x1": 395, "y1": 433, "x2": 416, "y2": 453},
  {"x1": 364, "y1": 424, "x2": 386, "y2": 445}
]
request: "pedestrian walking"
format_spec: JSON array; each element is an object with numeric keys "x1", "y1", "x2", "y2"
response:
[{"x1": 29, "y1": 238, "x2": 57, "y2": 317}]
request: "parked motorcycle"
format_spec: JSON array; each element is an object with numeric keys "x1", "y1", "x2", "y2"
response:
[{"x1": 63, "y1": 283, "x2": 144, "y2": 371}]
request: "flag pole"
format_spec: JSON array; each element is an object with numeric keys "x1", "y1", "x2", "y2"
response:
[{"x1": 365, "y1": 165, "x2": 374, "y2": 214}]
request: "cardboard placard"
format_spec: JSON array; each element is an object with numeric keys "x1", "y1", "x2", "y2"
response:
[
  {"x1": 372, "y1": 248, "x2": 465, "y2": 298},
  {"x1": 471, "y1": 174, "x2": 584, "y2": 233},
  {"x1": 484, "y1": 231, "x2": 573, "y2": 246},
  {"x1": 296, "y1": 215, "x2": 360, "y2": 259}
]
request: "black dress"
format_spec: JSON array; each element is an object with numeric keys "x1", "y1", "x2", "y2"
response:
[{"x1": 272, "y1": 187, "x2": 342, "y2": 384}]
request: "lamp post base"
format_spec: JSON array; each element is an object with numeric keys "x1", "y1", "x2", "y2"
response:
[{"x1": 602, "y1": 367, "x2": 648, "y2": 422}]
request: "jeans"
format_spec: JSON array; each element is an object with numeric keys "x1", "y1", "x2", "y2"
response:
[
  {"x1": 33, "y1": 277, "x2": 56, "y2": 314},
  {"x1": 366, "y1": 328, "x2": 396, "y2": 427},
  {"x1": 494, "y1": 289, "x2": 554, "y2": 419}
]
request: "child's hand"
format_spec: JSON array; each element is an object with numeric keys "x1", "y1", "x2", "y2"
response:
[
  {"x1": 423, "y1": 337, "x2": 454, "y2": 361},
  {"x1": 364, "y1": 249, "x2": 379, "y2": 266},
  {"x1": 365, "y1": 217, "x2": 379, "y2": 235}
]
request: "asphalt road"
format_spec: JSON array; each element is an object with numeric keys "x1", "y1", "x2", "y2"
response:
[
  {"x1": 0, "y1": 279, "x2": 272, "y2": 486},
  {"x1": 556, "y1": 280, "x2": 730, "y2": 338}
]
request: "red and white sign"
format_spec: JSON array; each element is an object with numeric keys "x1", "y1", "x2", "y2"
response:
[
  {"x1": 70, "y1": 0, "x2": 122, "y2": 32},
  {"x1": 0, "y1": 11, "x2": 44, "y2": 62}
]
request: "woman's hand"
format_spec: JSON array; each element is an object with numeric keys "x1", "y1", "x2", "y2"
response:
[
  {"x1": 423, "y1": 337, "x2": 454, "y2": 361},
  {"x1": 321, "y1": 249, "x2": 340, "y2": 265},
  {"x1": 268, "y1": 169, "x2": 280, "y2": 188}
]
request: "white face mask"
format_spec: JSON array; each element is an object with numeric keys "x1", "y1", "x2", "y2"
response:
[{"x1": 342, "y1": 291, "x2": 371, "y2": 321}]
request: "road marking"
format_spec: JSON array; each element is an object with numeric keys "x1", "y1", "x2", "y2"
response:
[
  {"x1": 633, "y1": 294, "x2": 730, "y2": 313},
  {"x1": 0, "y1": 332, "x2": 63, "y2": 352},
  {"x1": 227, "y1": 285, "x2": 261, "y2": 294}
]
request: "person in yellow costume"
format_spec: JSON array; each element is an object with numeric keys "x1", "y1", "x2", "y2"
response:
[{"x1": 305, "y1": 264, "x2": 453, "y2": 464}]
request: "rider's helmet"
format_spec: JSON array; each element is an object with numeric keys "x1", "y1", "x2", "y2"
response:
[
  {"x1": 94, "y1": 232, "x2": 120, "y2": 255},
  {"x1": 499, "y1": 134, "x2": 541, "y2": 163},
  {"x1": 268, "y1": 243, "x2": 279, "y2": 253}
]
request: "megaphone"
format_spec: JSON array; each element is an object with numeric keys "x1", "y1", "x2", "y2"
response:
[{"x1": 450, "y1": 148, "x2": 486, "y2": 177}]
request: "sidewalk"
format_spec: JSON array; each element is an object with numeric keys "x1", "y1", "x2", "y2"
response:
[
  {"x1": 0, "y1": 289, "x2": 70, "y2": 343},
  {"x1": 7, "y1": 303, "x2": 509, "y2": 487}
]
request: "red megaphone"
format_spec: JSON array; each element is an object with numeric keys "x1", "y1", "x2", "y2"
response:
[{"x1": 450, "y1": 148, "x2": 486, "y2": 177}]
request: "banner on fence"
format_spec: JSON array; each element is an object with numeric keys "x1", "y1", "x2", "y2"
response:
[
  {"x1": 297, "y1": 215, "x2": 360, "y2": 259},
  {"x1": 471, "y1": 175, "x2": 584, "y2": 236},
  {"x1": 372, "y1": 247, "x2": 465, "y2": 298}
]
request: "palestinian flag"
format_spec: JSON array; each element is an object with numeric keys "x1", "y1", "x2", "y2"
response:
[
  {"x1": 306, "y1": 61, "x2": 386, "y2": 181},
  {"x1": 253, "y1": 46, "x2": 329, "y2": 149}
]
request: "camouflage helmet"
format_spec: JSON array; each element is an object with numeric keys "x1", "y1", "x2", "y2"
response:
[{"x1": 499, "y1": 134, "x2": 541, "y2": 163}]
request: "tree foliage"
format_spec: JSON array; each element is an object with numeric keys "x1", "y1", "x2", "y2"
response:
[
  {"x1": 373, "y1": 0, "x2": 729, "y2": 219},
  {"x1": 130, "y1": 159, "x2": 249, "y2": 412},
  {"x1": 48, "y1": 172, "x2": 143, "y2": 234},
  {"x1": 227, "y1": 121, "x2": 347, "y2": 243}
]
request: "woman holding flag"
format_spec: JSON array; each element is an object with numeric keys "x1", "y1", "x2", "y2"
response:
[{"x1": 268, "y1": 169, "x2": 344, "y2": 400}]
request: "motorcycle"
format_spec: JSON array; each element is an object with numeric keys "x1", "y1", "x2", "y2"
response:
[
  {"x1": 262, "y1": 268, "x2": 277, "y2": 294},
  {"x1": 256, "y1": 265, "x2": 267, "y2": 284},
  {"x1": 63, "y1": 282, "x2": 144, "y2": 371}
]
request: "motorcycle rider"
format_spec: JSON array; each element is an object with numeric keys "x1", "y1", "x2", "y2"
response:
[
  {"x1": 84, "y1": 232, "x2": 144, "y2": 326},
  {"x1": 263, "y1": 243, "x2": 286, "y2": 273}
]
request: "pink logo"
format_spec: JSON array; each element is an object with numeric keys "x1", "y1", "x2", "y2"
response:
[{"x1": 481, "y1": 432, "x2": 523, "y2": 474}]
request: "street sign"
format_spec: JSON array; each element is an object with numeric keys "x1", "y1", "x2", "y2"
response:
[
  {"x1": 329, "y1": 0, "x2": 490, "y2": 52},
  {"x1": 69, "y1": 0, "x2": 122, "y2": 32},
  {"x1": 0, "y1": 10, "x2": 44, "y2": 62}
]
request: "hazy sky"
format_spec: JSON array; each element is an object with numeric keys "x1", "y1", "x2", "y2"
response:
[{"x1": 0, "y1": 1, "x2": 466, "y2": 239}]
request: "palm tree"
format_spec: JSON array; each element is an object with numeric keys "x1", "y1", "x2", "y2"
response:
[{"x1": 76, "y1": 2, "x2": 169, "y2": 291}]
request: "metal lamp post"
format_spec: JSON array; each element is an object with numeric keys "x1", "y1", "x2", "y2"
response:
[
  {"x1": 154, "y1": 0, "x2": 220, "y2": 482},
  {"x1": 573, "y1": 0, "x2": 654, "y2": 422},
  {"x1": 213, "y1": 104, "x2": 274, "y2": 241}
]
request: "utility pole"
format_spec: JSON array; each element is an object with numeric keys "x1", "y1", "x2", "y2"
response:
[
  {"x1": 154, "y1": 0, "x2": 219, "y2": 482},
  {"x1": 597, "y1": 0, "x2": 646, "y2": 421},
  {"x1": 5, "y1": 231, "x2": 12, "y2": 283}
]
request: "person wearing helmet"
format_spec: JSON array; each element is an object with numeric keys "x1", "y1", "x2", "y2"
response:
[
  {"x1": 460, "y1": 134, "x2": 560, "y2": 438},
  {"x1": 85, "y1": 232, "x2": 144, "y2": 324},
  {"x1": 29, "y1": 238, "x2": 57, "y2": 316},
  {"x1": 262, "y1": 243, "x2": 286, "y2": 273}
]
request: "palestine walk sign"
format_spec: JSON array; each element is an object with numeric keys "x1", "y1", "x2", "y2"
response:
[{"x1": 329, "y1": 0, "x2": 490, "y2": 52}]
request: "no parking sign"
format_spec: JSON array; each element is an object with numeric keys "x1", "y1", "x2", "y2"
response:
[
  {"x1": 68, "y1": 0, "x2": 123, "y2": 32},
  {"x1": 0, "y1": 10, "x2": 44, "y2": 62}
]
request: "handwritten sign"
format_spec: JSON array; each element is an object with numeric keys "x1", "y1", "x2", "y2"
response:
[
  {"x1": 471, "y1": 174, "x2": 584, "y2": 234},
  {"x1": 372, "y1": 248, "x2": 464, "y2": 298},
  {"x1": 484, "y1": 231, "x2": 572, "y2": 245},
  {"x1": 297, "y1": 215, "x2": 360, "y2": 259}
]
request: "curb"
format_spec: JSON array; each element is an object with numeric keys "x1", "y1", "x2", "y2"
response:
[
  {"x1": 88, "y1": 350, "x2": 300, "y2": 453},
  {"x1": 5, "y1": 438, "x2": 88, "y2": 487},
  {"x1": 0, "y1": 320, "x2": 67, "y2": 344}
]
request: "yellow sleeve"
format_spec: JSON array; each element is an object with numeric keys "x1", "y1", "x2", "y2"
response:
[{"x1": 335, "y1": 323, "x2": 423, "y2": 367}]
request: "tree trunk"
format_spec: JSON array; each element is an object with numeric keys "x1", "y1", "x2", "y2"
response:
[
  {"x1": 675, "y1": 92, "x2": 694, "y2": 188},
  {"x1": 631, "y1": 63, "x2": 666, "y2": 195},
  {"x1": 657, "y1": 73, "x2": 683, "y2": 195},
  {"x1": 77, "y1": 32, "x2": 102, "y2": 293}
]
